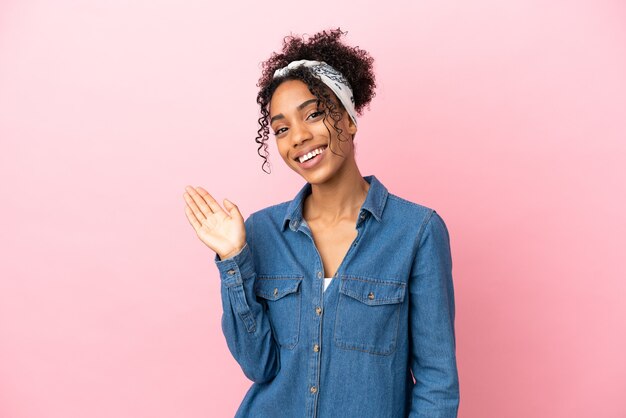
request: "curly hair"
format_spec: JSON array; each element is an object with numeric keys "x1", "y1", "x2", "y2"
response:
[{"x1": 255, "y1": 28, "x2": 377, "y2": 174}]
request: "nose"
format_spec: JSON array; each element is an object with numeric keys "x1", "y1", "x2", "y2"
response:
[{"x1": 290, "y1": 119, "x2": 313, "y2": 147}]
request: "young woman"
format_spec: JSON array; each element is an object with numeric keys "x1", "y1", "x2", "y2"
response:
[{"x1": 183, "y1": 28, "x2": 459, "y2": 418}]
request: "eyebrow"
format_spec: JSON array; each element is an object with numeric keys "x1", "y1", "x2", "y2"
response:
[{"x1": 270, "y1": 99, "x2": 319, "y2": 124}]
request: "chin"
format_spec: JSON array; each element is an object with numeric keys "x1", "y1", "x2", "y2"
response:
[{"x1": 301, "y1": 168, "x2": 338, "y2": 185}]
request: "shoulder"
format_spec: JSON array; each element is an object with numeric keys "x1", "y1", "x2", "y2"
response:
[
  {"x1": 386, "y1": 192, "x2": 434, "y2": 213},
  {"x1": 242, "y1": 200, "x2": 292, "y2": 245},
  {"x1": 386, "y1": 192, "x2": 434, "y2": 222},
  {"x1": 384, "y1": 192, "x2": 449, "y2": 239}
]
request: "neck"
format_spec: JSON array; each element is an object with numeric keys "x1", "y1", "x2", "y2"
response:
[{"x1": 303, "y1": 161, "x2": 370, "y2": 226}]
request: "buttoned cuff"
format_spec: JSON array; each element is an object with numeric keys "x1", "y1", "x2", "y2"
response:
[{"x1": 214, "y1": 242, "x2": 256, "y2": 287}]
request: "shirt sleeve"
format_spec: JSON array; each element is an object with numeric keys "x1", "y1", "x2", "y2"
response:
[
  {"x1": 408, "y1": 210, "x2": 460, "y2": 417},
  {"x1": 214, "y1": 212, "x2": 280, "y2": 383}
]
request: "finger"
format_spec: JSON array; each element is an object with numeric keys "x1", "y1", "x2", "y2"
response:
[
  {"x1": 185, "y1": 186, "x2": 218, "y2": 218},
  {"x1": 183, "y1": 190, "x2": 208, "y2": 221},
  {"x1": 184, "y1": 204, "x2": 202, "y2": 232},
  {"x1": 195, "y1": 186, "x2": 226, "y2": 214},
  {"x1": 223, "y1": 198, "x2": 243, "y2": 221}
]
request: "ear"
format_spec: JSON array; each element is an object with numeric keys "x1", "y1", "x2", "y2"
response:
[{"x1": 346, "y1": 113, "x2": 358, "y2": 136}]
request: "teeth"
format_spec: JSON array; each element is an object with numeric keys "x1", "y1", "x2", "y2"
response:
[{"x1": 298, "y1": 146, "x2": 326, "y2": 163}]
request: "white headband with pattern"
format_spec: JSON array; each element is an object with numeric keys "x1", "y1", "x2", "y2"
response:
[{"x1": 272, "y1": 59, "x2": 358, "y2": 127}]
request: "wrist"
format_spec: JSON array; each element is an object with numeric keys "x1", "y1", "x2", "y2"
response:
[{"x1": 219, "y1": 243, "x2": 245, "y2": 261}]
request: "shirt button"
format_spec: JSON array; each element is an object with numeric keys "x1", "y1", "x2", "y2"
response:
[
  {"x1": 368, "y1": 292, "x2": 375, "y2": 300},
  {"x1": 273, "y1": 288, "x2": 279, "y2": 296},
  {"x1": 313, "y1": 344, "x2": 320, "y2": 352},
  {"x1": 317, "y1": 271, "x2": 322, "y2": 279},
  {"x1": 310, "y1": 386, "x2": 317, "y2": 394},
  {"x1": 227, "y1": 269, "x2": 236, "y2": 275},
  {"x1": 359, "y1": 213, "x2": 366, "y2": 220},
  {"x1": 315, "y1": 306, "x2": 322, "y2": 315}
]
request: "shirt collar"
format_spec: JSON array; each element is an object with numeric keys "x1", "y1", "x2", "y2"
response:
[{"x1": 281, "y1": 175, "x2": 389, "y2": 232}]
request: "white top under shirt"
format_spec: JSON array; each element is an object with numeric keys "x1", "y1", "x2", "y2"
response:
[{"x1": 323, "y1": 277, "x2": 333, "y2": 292}]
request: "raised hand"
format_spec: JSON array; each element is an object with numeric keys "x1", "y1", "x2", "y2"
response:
[{"x1": 183, "y1": 185, "x2": 246, "y2": 260}]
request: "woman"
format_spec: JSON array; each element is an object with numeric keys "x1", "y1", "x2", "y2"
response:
[{"x1": 183, "y1": 28, "x2": 459, "y2": 418}]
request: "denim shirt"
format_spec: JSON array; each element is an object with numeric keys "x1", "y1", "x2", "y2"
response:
[{"x1": 214, "y1": 175, "x2": 459, "y2": 418}]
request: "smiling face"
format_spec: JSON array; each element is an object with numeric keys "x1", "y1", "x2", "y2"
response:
[{"x1": 269, "y1": 79, "x2": 358, "y2": 184}]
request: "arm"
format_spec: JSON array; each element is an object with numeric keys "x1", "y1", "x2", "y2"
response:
[
  {"x1": 183, "y1": 187, "x2": 279, "y2": 383},
  {"x1": 408, "y1": 210, "x2": 460, "y2": 417},
  {"x1": 214, "y1": 213, "x2": 280, "y2": 383}
]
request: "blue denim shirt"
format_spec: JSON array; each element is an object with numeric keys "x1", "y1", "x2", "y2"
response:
[{"x1": 214, "y1": 175, "x2": 459, "y2": 418}]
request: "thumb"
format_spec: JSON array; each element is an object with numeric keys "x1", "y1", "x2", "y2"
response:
[{"x1": 223, "y1": 198, "x2": 242, "y2": 220}]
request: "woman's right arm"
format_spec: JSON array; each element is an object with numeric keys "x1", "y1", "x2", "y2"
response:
[
  {"x1": 183, "y1": 186, "x2": 279, "y2": 383},
  {"x1": 214, "y1": 214, "x2": 280, "y2": 383}
]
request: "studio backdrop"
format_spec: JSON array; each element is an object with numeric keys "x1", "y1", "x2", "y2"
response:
[{"x1": 1, "y1": 1, "x2": 625, "y2": 417}]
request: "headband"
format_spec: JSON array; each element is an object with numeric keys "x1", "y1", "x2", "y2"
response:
[{"x1": 272, "y1": 59, "x2": 358, "y2": 127}]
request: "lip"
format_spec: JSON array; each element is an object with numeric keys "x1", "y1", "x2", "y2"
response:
[{"x1": 295, "y1": 145, "x2": 327, "y2": 170}]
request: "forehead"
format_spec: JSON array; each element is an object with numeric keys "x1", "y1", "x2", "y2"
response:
[{"x1": 269, "y1": 80, "x2": 316, "y2": 113}]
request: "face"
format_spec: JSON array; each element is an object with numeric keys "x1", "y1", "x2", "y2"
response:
[{"x1": 269, "y1": 79, "x2": 358, "y2": 184}]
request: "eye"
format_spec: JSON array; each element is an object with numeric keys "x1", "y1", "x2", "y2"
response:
[
  {"x1": 308, "y1": 110, "x2": 325, "y2": 120},
  {"x1": 273, "y1": 127, "x2": 287, "y2": 136}
]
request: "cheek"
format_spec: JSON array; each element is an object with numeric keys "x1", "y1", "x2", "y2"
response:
[{"x1": 276, "y1": 141, "x2": 291, "y2": 160}]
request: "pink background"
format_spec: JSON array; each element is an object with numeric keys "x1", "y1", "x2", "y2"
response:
[{"x1": 1, "y1": 0, "x2": 625, "y2": 417}]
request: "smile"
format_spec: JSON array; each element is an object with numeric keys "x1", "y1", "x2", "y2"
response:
[{"x1": 297, "y1": 145, "x2": 327, "y2": 163}]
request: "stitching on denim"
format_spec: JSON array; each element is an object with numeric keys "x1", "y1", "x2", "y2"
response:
[
  {"x1": 374, "y1": 187, "x2": 388, "y2": 221},
  {"x1": 387, "y1": 193, "x2": 432, "y2": 212},
  {"x1": 341, "y1": 289, "x2": 404, "y2": 305},
  {"x1": 230, "y1": 285, "x2": 257, "y2": 333},
  {"x1": 420, "y1": 211, "x2": 435, "y2": 243},
  {"x1": 254, "y1": 277, "x2": 303, "y2": 300},
  {"x1": 281, "y1": 288, "x2": 300, "y2": 350},
  {"x1": 254, "y1": 278, "x2": 302, "y2": 350},
  {"x1": 335, "y1": 340, "x2": 397, "y2": 356},
  {"x1": 238, "y1": 310, "x2": 256, "y2": 333},
  {"x1": 338, "y1": 276, "x2": 407, "y2": 304},
  {"x1": 334, "y1": 281, "x2": 403, "y2": 355},
  {"x1": 340, "y1": 275, "x2": 406, "y2": 286},
  {"x1": 333, "y1": 294, "x2": 401, "y2": 356},
  {"x1": 257, "y1": 275, "x2": 305, "y2": 279}
]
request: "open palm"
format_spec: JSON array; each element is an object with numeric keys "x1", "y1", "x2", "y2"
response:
[{"x1": 183, "y1": 185, "x2": 246, "y2": 260}]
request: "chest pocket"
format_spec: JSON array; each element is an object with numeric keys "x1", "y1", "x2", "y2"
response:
[
  {"x1": 254, "y1": 276, "x2": 303, "y2": 350},
  {"x1": 334, "y1": 276, "x2": 406, "y2": 355}
]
